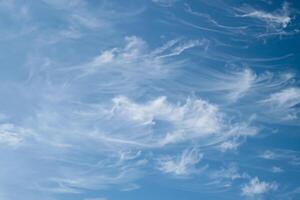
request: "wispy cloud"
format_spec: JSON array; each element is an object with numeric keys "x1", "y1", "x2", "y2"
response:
[
  {"x1": 261, "y1": 87, "x2": 300, "y2": 121},
  {"x1": 194, "y1": 68, "x2": 295, "y2": 104},
  {"x1": 260, "y1": 149, "x2": 300, "y2": 165},
  {"x1": 224, "y1": 69, "x2": 256, "y2": 102},
  {"x1": 182, "y1": 1, "x2": 298, "y2": 40},
  {"x1": 75, "y1": 36, "x2": 207, "y2": 77},
  {"x1": 0, "y1": 123, "x2": 31, "y2": 147},
  {"x1": 218, "y1": 140, "x2": 241, "y2": 152},
  {"x1": 235, "y1": 2, "x2": 296, "y2": 38},
  {"x1": 271, "y1": 166, "x2": 283, "y2": 173},
  {"x1": 157, "y1": 148, "x2": 204, "y2": 176},
  {"x1": 237, "y1": 3, "x2": 291, "y2": 29},
  {"x1": 64, "y1": 36, "x2": 193, "y2": 97},
  {"x1": 262, "y1": 87, "x2": 300, "y2": 108},
  {"x1": 0, "y1": 0, "x2": 299, "y2": 199},
  {"x1": 211, "y1": 164, "x2": 249, "y2": 181},
  {"x1": 157, "y1": 39, "x2": 209, "y2": 58},
  {"x1": 241, "y1": 177, "x2": 278, "y2": 197},
  {"x1": 109, "y1": 95, "x2": 257, "y2": 147}
]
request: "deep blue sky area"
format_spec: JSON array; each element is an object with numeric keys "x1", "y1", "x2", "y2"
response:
[{"x1": 0, "y1": 0, "x2": 300, "y2": 200}]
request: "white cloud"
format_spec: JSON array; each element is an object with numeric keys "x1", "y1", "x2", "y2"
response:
[
  {"x1": 195, "y1": 69, "x2": 295, "y2": 104},
  {"x1": 111, "y1": 95, "x2": 221, "y2": 131},
  {"x1": 43, "y1": 162, "x2": 144, "y2": 192},
  {"x1": 260, "y1": 150, "x2": 277, "y2": 160},
  {"x1": 72, "y1": 36, "x2": 170, "y2": 81},
  {"x1": 260, "y1": 149, "x2": 300, "y2": 165},
  {"x1": 34, "y1": 182, "x2": 82, "y2": 194},
  {"x1": 211, "y1": 164, "x2": 248, "y2": 181},
  {"x1": 0, "y1": 0, "x2": 297, "y2": 197},
  {"x1": 271, "y1": 166, "x2": 283, "y2": 173},
  {"x1": 226, "y1": 69, "x2": 256, "y2": 102},
  {"x1": 118, "y1": 150, "x2": 142, "y2": 162},
  {"x1": 239, "y1": 7, "x2": 291, "y2": 29},
  {"x1": 242, "y1": 177, "x2": 278, "y2": 197},
  {"x1": 218, "y1": 140, "x2": 241, "y2": 152},
  {"x1": 81, "y1": 36, "x2": 207, "y2": 76},
  {"x1": 95, "y1": 36, "x2": 146, "y2": 62},
  {"x1": 263, "y1": 87, "x2": 300, "y2": 108},
  {"x1": 0, "y1": 123, "x2": 28, "y2": 147},
  {"x1": 194, "y1": 68, "x2": 257, "y2": 102},
  {"x1": 261, "y1": 87, "x2": 300, "y2": 121},
  {"x1": 238, "y1": 2, "x2": 291, "y2": 27},
  {"x1": 87, "y1": 36, "x2": 145, "y2": 69},
  {"x1": 157, "y1": 148, "x2": 204, "y2": 176},
  {"x1": 107, "y1": 95, "x2": 258, "y2": 147},
  {"x1": 158, "y1": 39, "x2": 209, "y2": 58},
  {"x1": 235, "y1": 2, "x2": 296, "y2": 38}
]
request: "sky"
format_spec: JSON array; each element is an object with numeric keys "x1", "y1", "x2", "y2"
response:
[{"x1": 0, "y1": 0, "x2": 300, "y2": 199}]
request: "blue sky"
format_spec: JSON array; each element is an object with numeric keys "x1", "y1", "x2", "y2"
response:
[{"x1": 0, "y1": 0, "x2": 300, "y2": 199}]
